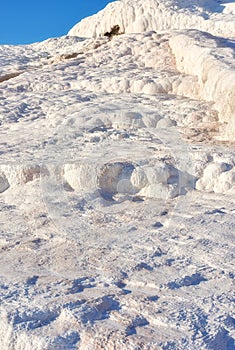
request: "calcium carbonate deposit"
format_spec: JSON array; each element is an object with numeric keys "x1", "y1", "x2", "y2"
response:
[{"x1": 0, "y1": 1, "x2": 235, "y2": 349}]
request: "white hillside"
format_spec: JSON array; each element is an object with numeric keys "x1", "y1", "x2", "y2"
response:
[
  {"x1": 69, "y1": 0, "x2": 235, "y2": 140},
  {"x1": 68, "y1": 0, "x2": 235, "y2": 38},
  {"x1": 0, "y1": 1, "x2": 235, "y2": 349}
]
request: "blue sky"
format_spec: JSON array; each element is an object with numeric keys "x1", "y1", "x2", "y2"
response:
[{"x1": 0, "y1": 1, "x2": 114, "y2": 45}]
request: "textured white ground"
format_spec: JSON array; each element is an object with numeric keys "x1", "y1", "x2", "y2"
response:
[{"x1": 0, "y1": 0, "x2": 235, "y2": 349}]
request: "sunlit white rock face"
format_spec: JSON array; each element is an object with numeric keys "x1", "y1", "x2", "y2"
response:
[
  {"x1": 68, "y1": 0, "x2": 235, "y2": 140},
  {"x1": 0, "y1": 1, "x2": 235, "y2": 349},
  {"x1": 68, "y1": 0, "x2": 235, "y2": 38},
  {"x1": 168, "y1": 30, "x2": 235, "y2": 139}
]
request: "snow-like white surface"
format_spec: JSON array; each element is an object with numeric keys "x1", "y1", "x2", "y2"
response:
[
  {"x1": 222, "y1": 1, "x2": 235, "y2": 14},
  {"x1": 69, "y1": 0, "x2": 235, "y2": 38},
  {"x1": 0, "y1": 0, "x2": 235, "y2": 349}
]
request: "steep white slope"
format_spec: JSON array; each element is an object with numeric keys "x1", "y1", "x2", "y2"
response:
[
  {"x1": 67, "y1": 1, "x2": 235, "y2": 139},
  {"x1": 222, "y1": 1, "x2": 235, "y2": 14},
  {"x1": 1, "y1": 30, "x2": 234, "y2": 140},
  {"x1": 0, "y1": 1, "x2": 235, "y2": 350},
  {"x1": 169, "y1": 30, "x2": 235, "y2": 139},
  {"x1": 0, "y1": 36, "x2": 109, "y2": 78},
  {"x1": 68, "y1": 0, "x2": 235, "y2": 38}
]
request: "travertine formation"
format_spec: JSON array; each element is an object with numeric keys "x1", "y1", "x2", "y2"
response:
[{"x1": 0, "y1": 1, "x2": 235, "y2": 349}]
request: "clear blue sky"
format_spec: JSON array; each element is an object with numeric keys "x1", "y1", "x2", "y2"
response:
[{"x1": 0, "y1": 1, "x2": 114, "y2": 45}]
